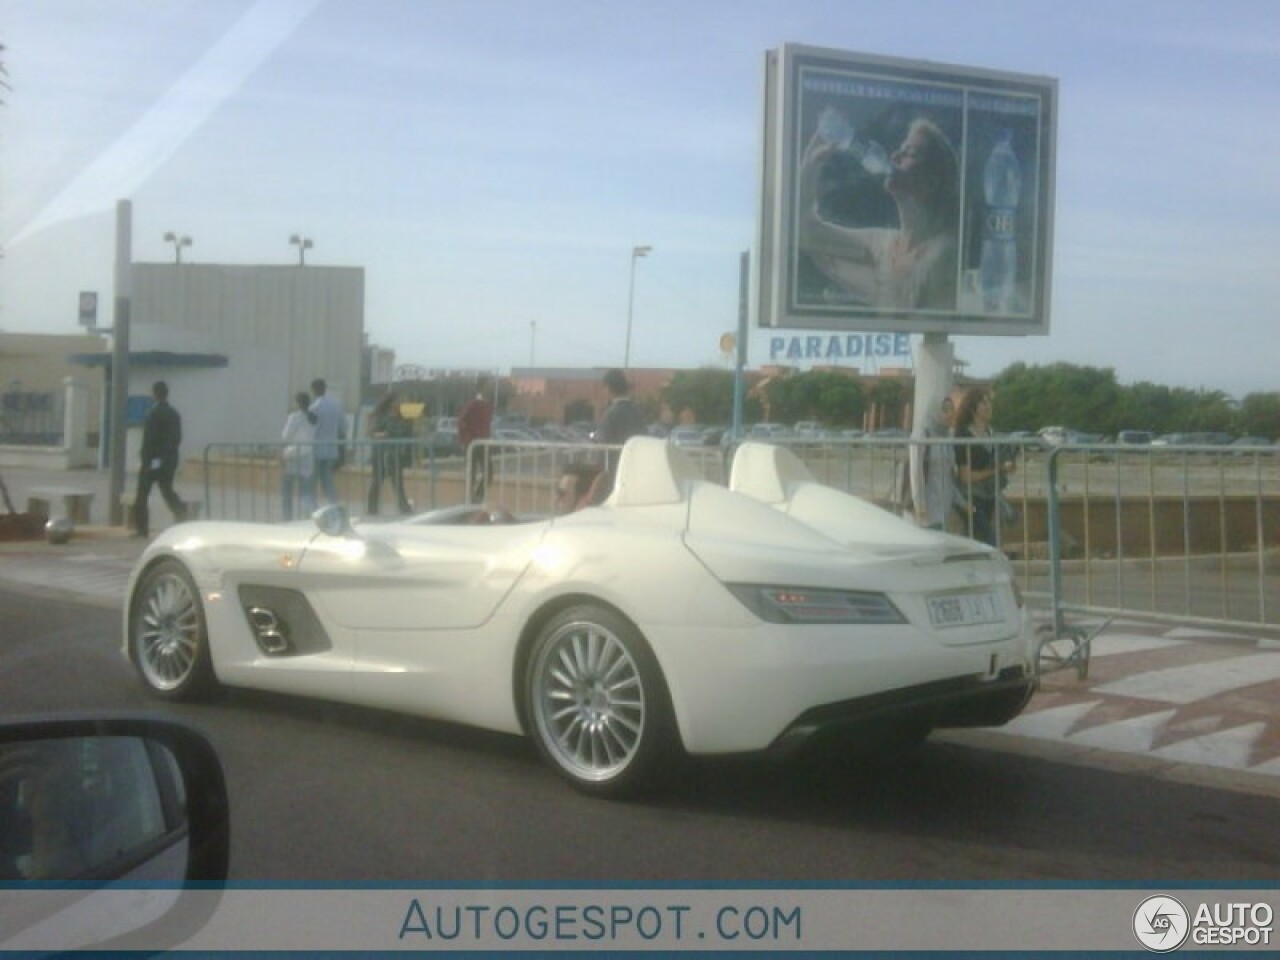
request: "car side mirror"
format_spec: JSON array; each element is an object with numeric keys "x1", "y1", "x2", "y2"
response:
[
  {"x1": 312, "y1": 504, "x2": 354, "y2": 538},
  {"x1": 0, "y1": 716, "x2": 229, "y2": 950}
]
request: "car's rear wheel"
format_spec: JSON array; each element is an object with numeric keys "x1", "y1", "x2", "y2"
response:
[
  {"x1": 525, "y1": 604, "x2": 677, "y2": 798},
  {"x1": 130, "y1": 559, "x2": 217, "y2": 700}
]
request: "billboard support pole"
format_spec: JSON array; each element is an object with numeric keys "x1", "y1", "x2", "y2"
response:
[{"x1": 909, "y1": 332, "x2": 954, "y2": 514}]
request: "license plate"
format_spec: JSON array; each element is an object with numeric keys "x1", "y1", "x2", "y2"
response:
[{"x1": 927, "y1": 590, "x2": 1001, "y2": 628}]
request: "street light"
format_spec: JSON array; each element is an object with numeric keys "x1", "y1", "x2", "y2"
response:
[
  {"x1": 290, "y1": 234, "x2": 313, "y2": 265},
  {"x1": 623, "y1": 244, "x2": 651, "y2": 369},
  {"x1": 163, "y1": 231, "x2": 192, "y2": 264}
]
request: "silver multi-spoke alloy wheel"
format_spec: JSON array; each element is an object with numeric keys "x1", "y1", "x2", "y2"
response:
[
  {"x1": 131, "y1": 560, "x2": 214, "y2": 699},
  {"x1": 526, "y1": 605, "x2": 673, "y2": 796}
]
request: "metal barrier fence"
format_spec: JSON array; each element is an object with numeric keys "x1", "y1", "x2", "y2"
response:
[
  {"x1": 201, "y1": 436, "x2": 1279, "y2": 639},
  {"x1": 766, "y1": 435, "x2": 1278, "y2": 638},
  {"x1": 1034, "y1": 441, "x2": 1278, "y2": 637}
]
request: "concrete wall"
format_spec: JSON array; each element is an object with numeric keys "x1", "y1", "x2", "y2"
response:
[{"x1": 132, "y1": 263, "x2": 364, "y2": 412}]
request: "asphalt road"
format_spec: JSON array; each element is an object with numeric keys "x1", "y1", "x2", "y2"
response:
[{"x1": 2, "y1": 585, "x2": 1277, "y2": 883}]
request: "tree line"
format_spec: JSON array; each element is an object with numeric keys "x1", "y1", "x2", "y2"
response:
[{"x1": 658, "y1": 363, "x2": 1278, "y2": 440}]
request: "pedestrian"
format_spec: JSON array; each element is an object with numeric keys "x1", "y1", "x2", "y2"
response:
[
  {"x1": 281, "y1": 390, "x2": 317, "y2": 521},
  {"x1": 458, "y1": 377, "x2": 494, "y2": 503},
  {"x1": 366, "y1": 390, "x2": 412, "y2": 515},
  {"x1": 597, "y1": 368, "x2": 647, "y2": 445},
  {"x1": 309, "y1": 378, "x2": 345, "y2": 505},
  {"x1": 592, "y1": 368, "x2": 647, "y2": 503},
  {"x1": 909, "y1": 394, "x2": 963, "y2": 531},
  {"x1": 133, "y1": 380, "x2": 188, "y2": 537},
  {"x1": 954, "y1": 386, "x2": 1016, "y2": 546}
]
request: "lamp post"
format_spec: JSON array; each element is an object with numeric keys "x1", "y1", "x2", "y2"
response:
[
  {"x1": 290, "y1": 234, "x2": 313, "y2": 265},
  {"x1": 163, "y1": 231, "x2": 191, "y2": 263},
  {"x1": 623, "y1": 244, "x2": 651, "y2": 370}
]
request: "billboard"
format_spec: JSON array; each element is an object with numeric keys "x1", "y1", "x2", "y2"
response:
[{"x1": 756, "y1": 45, "x2": 1057, "y2": 336}]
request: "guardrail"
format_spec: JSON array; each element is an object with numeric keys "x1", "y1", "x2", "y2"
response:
[
  {"x1": 200, "y1": 436, "x2": 1279, "y2": 639},
  {"x1": 201, "y1": 440, "x2": 458, "y2": 522},
  {"x1": 1035, "y1": 441, "x2": 1278, "y2": 635}
]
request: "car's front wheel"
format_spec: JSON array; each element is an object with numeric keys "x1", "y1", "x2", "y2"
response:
[
  {"x1": 524, "y1": 605, "x2": 678, "y2": 798},
  {"x1": 130, "y1": 559, "x2": 217, "y2": 700}
]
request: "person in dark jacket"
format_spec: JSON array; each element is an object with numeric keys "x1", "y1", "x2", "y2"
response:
[
  {"x1": 591, "y1": 368, "x2": 647, "y2": 503},
  {"x1": 366, "y1": 389, "x2": 412, "y2": 515},
  {"x1": 597, "y1": 368, "x2": 646, "y2": 444},
  {"x1": 133, "y1": 381, "x2": 188, "y2": 537}
]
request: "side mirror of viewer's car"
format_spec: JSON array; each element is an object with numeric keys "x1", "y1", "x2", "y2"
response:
[{"x1": 0, "y1": 716, "x2": 229, "y2": 951}]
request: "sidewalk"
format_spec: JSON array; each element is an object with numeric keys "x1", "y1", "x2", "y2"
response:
[
  {"x1": 1, "y1": 462, "x2": 202, "y2": 532},
  {"x1": 0, "y1": 465, "x2": 197, "y2": 603}
]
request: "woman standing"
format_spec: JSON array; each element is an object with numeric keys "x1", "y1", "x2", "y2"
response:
[
  {"x1": 281, "y1": 391, "x2": 316, "y2": 521},
  {"x1": 367, "y1": 390, "x2": 412, "y2": 515},
  {"x1": 953, "y1": 387, "x2": 1015, "y2": 546}
]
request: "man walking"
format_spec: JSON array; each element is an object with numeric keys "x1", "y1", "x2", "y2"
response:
[
  {"x1": 133, "y1": 380, "x2": 188, "y2": 537},
  {"x1": 309, "y1": 378, "x2": 345, "y2": 505}
]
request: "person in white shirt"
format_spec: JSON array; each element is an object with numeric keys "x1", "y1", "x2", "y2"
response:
[{"x1": 281, "y1": 391, "x2": 317, "y2": 520}]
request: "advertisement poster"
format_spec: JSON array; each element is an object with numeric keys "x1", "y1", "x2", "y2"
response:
[{"x1": 757, "y1": 45, "x2": 1057, "y2": 336}]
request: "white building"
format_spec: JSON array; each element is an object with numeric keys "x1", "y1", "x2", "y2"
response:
[{"x1": 113, "y1": 263, "x2": 365, "y2": 460}]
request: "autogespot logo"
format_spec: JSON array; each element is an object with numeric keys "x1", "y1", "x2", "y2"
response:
[{"x1": 1134, "y1": 895, "x2": 1190, "y2": 952}]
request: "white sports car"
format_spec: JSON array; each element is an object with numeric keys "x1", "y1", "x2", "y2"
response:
[{"x1": 124, "y1": 438, "x2": 1036, "y2": 797}]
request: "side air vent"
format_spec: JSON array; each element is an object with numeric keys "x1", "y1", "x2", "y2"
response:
[{"x1": 237, "y1": 585, "x2": 333, "y2": 658}]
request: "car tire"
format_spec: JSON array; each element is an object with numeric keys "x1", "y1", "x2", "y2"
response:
[
  {"x1": 524, "y1": 604, "x2": 678, "y2": 798},
  {"x1": 130, "y1": 559, "x2": 218, "y2": 700}
]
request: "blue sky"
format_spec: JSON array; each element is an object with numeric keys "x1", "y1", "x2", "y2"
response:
[{"x1": 2, "y1": 0, "x2": 1277, "y2": 396}]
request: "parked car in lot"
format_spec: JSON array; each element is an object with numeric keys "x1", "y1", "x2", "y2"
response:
[
  {"x1": 1230, "y1": 436, "x2": 1274, "y2": 453},
  {"x1": 566, "y1": 421, "x2": 597, "y2": 442},
  {"x1": 492, "y1": 426, "x2": 540, "y2": 443},
  {"x1": 123, "y1": 438, "x2": 1035, "y2": 798},
  {"x1": 699, "y1": 426, "x2": 727, "y2": 447},
  {"x1": 1153, "y1": 431, "x2": 1234, "y2": 447},
  {"x1": 747, "y1": 422, "x2": 795, "y2": 441},
  {"x1": 425, "y1": 427, "x2": 461, "y2": 458},
  {"x1": 1116, "y1": 430, "x2": 1154, "y2": 445},
  {"x1": 1198, "y1": 431, "x2": 1234, "y2": 445},
  {"x1": 668, "y1": 424, "x2": 706, "y2": 448},
  {"x1": 1039, "y1": 426, "x2": 1104, "y2": 446}
]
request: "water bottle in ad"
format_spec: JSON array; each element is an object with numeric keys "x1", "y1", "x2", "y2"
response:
[
  {"x1": 978, "y1": 129, "x2": 1022, "y2": 314},
  {"x1": 816, "y1": 107, "x2": 889, "y2": 177}
]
